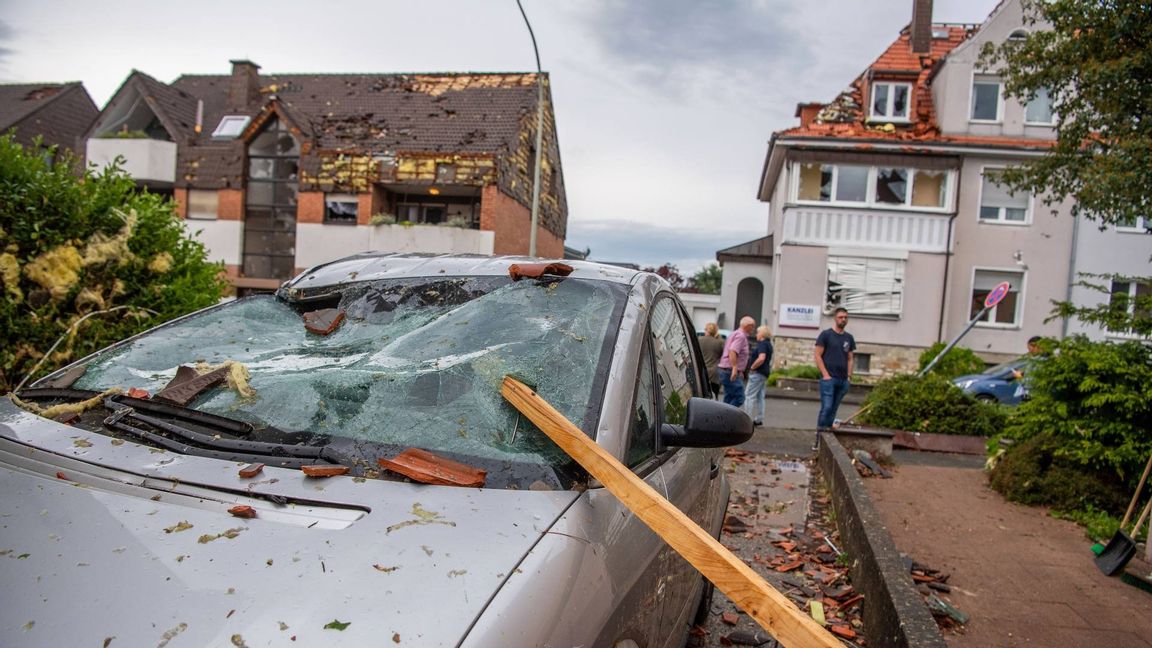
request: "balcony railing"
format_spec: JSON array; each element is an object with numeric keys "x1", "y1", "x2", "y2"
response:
[
  {"x1": 781, "y1": 206, "x2": 954, "y2": 253},
  {"x1": 86, "y1": 138, "x2": 177, "y2": 186}
]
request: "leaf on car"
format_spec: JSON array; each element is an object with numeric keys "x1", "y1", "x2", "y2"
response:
[
  {"x1": 230, "y1": 634, "x2": 248, "y2": 648},
  {"x1": 73, "y1": 438, "x2": 92, "y2": 448},
  {"x1": 278, "y1": 621, "x2": 289, "y2": 631},
  {"x1": 164, "y1": 521, "x2": 193, "y2": 534},
  {"x1": 324, "y1": 619, "x2": 351, "y2": 631},
  {"x1": 373, "y1": 564, "x2": 399, "y2": 572}
]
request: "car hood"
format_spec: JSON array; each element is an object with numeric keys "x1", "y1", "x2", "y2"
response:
[{"x1": 0, "y1": 399, "x2": 581, "y2": 646}]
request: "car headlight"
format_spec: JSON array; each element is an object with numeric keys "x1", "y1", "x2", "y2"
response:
[{"x1": 954, "y1": 379, "x2": 977, "y2": 390}]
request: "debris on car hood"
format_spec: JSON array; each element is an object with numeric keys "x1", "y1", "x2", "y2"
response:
[{"x1": 378, "y1": 448, "x2": 487, "y2": 487}]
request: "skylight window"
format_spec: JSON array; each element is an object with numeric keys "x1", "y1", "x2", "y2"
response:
[{"x1": 212, "y1": 115, "x2": 251, "y2": 139}]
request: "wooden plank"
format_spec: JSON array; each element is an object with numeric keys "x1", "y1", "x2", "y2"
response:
[{"x1": 501, "y1": 377, "x2": 840, "y2": 648}]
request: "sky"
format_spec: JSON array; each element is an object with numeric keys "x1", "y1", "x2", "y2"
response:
[{"x1": 0, "y1": 0, "x2": 999, "y2": 276}]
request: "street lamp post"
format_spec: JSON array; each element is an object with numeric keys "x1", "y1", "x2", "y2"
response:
[{"x1": 516, "y1": 0, "x2": 545, "y2": 257}]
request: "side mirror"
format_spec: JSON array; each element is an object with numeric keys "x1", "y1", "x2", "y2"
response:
[{"x1": 660, "y1": 397, "x2": 754, "y2": 448}]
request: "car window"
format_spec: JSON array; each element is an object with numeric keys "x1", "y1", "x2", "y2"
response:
[
  {"x1": 625, "y1": 338, "x2": 658, "y2": 468},
  {"x1": 70, "y1": 276, "x2": 628, "y2": 489},
  {"x1": 650, "y1": 297, "x2": 700, "y2": 426}
]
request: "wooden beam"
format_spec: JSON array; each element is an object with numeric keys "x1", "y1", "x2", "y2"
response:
[{"x1": 501, "y1": 376, "x2": 841, "y2": 648}]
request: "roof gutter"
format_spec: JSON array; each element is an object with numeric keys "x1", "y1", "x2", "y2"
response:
[{"x1": 773, "y1": 135, "x2": 1053, "y2": 158}]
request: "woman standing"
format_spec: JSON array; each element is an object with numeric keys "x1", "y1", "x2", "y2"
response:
[
  {"x1": 744, "y1": 325, "x2": 773, "y2": 426},
  {"x1": 698, "y1": 322, "x2": 725, "y2": 399}
]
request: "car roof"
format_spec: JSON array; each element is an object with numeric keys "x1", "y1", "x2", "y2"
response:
[{"x1": 283, "y1": 253, "x2": 645, "y2": 294}]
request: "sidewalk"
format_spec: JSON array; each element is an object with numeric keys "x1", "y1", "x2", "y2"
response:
[{"x1": 865, "y1": 463, "x2": 1152, "y2": 647}]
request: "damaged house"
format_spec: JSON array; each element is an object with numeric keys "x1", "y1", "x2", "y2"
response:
[
  {"x1": 0, "y1": 82, "x2": 98, "y2": 158},
  {"x1": 85, "y1": 60, "x2": 568, "y2": 292},
  {"x1": 748, "y1": 0, "x2": 1150, "y2": 374}
]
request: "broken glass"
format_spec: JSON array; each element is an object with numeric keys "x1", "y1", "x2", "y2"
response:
[{"x1": 72, "y1": 276, "x2": 627, "y2": 488}]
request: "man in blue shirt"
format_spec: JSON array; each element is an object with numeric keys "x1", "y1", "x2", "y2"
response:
[{"x1": 814, "y1": 308, "x2": 856, "y2": 450}]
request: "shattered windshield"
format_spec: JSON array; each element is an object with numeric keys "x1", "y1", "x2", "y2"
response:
[{"x1": 70, "y1": 275, "x2": 627, "y2": 488}]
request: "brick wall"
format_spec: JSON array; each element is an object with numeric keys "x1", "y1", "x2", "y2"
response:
[
  {"x1": 218, "y1": 189, "x2": 244, "y2": 220},
  {"x1": 480, "y1": 185, "x2": 563, "y2": 257},
  {"x1": 297, "y1": 191, "x2": 324, "y2": 224},
  {"x1": 172, "y1": 188, "x2": 188, "y2": 218}
]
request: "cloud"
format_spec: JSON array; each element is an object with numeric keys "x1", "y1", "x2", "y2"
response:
[
  {"x1": 572, "y1": 0, "x2": 808, "y2": 102},
  {"x1": 566, "y1": 218, "x2": 764, "y2": 274},
  {"x1": 0, "y1": 20, "x2": 14, "y2": 65}
]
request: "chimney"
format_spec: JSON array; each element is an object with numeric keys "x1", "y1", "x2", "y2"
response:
[
  {"x1": 911, "y1": 0, "x2": 933, "y2": 54},
  {"x1": 795, "y1": 102, "x2": 823, "y2": 127},
  {"x1": 228, "y1": 59, "x2": 261, "y2": 109}
]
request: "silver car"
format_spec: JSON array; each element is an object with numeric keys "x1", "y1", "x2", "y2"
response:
[{"x1": 1, "y1": 254, "x2": 751, "y2": 647}]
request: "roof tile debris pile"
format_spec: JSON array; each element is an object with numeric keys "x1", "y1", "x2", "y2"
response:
[{"x1": 691, "y1": 450, "x2": 866, "y2": 646}]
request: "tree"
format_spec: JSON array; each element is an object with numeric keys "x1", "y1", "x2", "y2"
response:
[
  {"x1": 0, "y1": 135, "x2": 227, "y2": 391},
  {"x1": 642, "y1": 263, "x2": 686, "y2": 290},
  {"x1": 688, "y1": 263, "x2": 722, "y2": 295},
  {"x1": 980, "y1": 0, "x2": 1152, "y2": 226}
]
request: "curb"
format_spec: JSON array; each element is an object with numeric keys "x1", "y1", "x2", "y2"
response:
[
  {"x1": 765, "y1": 388, "x2": 867, "y2": 406},
  {"x1": 817, "y1": 433, "x2": 946, "y2": 648}
]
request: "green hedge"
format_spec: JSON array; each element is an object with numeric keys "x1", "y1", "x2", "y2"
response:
[
  {"x1": 858, "y1": 373, "x2": 1008, "y2": 437},
  {"x1": 917, "y1": 342, "x2": 987, "y2": 379},
  {"x1": 767, "y1": 364, "x2": 821, "y2": 387},
  {"x1": 0, "y1": 134, "x2": 227, "y2": 390}
]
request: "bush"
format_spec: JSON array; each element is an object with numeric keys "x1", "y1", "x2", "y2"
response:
[
  {"x1": 767, "y1": 363, "x2": 821, "y2": 387},
  {"x1": 858, "y1": 373, "x2": 1008, "y2": 437},
  {"x1": 1000, "y1": 334, "x2": 1152, "y2": 489},
  {"x1": 917, "y1": 342, "x2": 987, "y2": 379},
  {"x1": 989, "y1": 432, "x2": 1130, "y2": 515},
  {"x1": 0, "y1": 135, "x2": 227, "y2": 390}
]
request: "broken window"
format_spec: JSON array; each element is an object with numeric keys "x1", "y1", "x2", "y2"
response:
[
  {"x1": 797, "y1": 163, "x2": 832, "y2": 201},
  {"x1": 911, "y1": 170, "x2": 947, "y2": 208},
  {"x1": 825, "y1": 256, "x2": 904, "y2": 316},
  {"x1": 980, "y1": 170, "x2": 1029, "y2": 223},
  {"x1": 187, "y1": 190, "x2": 219, "y2": 220},
  {"x1": 870, "y1": 82, "x2": 911, "y2": 121},
  {"x1": 874, "y1": 168, "x2": 908, "y2": 204},
  {"x1": 324, "y1": 194, "x2": 359, "y2": 224},
  {"x1": 971, "y1": 75, "x2": 1002, "y2": 121},
  {"x1": 1025, "y1": 87, "x2": 1054, "y2": 124},
  {"x1": 72, "y1": 276, "x2": 629, "y2": 490},
  {"x1": 970, "y1": 270, "x2": 1023, "y2": 325}
]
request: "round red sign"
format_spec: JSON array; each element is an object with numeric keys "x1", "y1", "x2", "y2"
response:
[{"x1": 985, "y1": 281, "x2": 1012, "y2": 309}]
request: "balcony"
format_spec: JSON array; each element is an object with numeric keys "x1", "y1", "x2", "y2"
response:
[
  {"x1": 86, "y1": 138, "x2": 177, "y2": 186},
  {"x1": 781, "y1": 206, "x2": 953, "y2": 253}
]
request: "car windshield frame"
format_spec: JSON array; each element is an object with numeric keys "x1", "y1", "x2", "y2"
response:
[{"x1": 60, "y1": 274, "x2": 629, "y2": 489}]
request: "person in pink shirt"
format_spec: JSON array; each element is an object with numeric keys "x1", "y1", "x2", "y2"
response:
[{"x1": 717, "y1": 316, "x2": 755, "y2": 407}]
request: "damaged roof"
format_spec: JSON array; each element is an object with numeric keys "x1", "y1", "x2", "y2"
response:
[
  {"x1": 171, "y1": 71, "x2": 541, "y2": 155},
  {"x1": 0, "y1": 83, "x2": 86, "y2": 130},
  {"x1": 0, "y1": 82, "x2": 98, "y2": 152}
]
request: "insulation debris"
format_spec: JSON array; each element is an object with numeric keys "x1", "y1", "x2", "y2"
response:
[{"x1": 9, "y1": 387, "x2": 123, "y2": 420}]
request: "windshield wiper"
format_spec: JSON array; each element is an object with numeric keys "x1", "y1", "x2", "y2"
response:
[{"x1": 102, "y1": 399, "x2": 345, "y2": 468}]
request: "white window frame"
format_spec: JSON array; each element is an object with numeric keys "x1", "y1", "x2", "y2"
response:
[
  {"x1": 1108, "y1": 280, "x2": 1150, "y2": 339},
  {"x1": 977, "y1": 167, "x2": 1031, "y2": 225},
  {"x1": 186, "y1": 189, "x2": 219, "y2": 221},
  {"x1": 970, "y1": 267, "x2": 1025, "y2": 329},
  {"x1": 1116, "y1": 216, "x2": 1149, "y2": 233},
  {"x1": 869, "y1": 82, "x2": 912, "y2": 122},
  {"x1": 825, "y1": 254, "x2": 906, "y2": 317},
  {"x1": 970, "y1": 74, "x2": 1003, "y2": 123},
  {"x1": 1024, "y1": 87, "x2": 1056, "y2": 125},
  {"x1": 212, "y1": 115, "x2": 251, "y2": 139},
  {"x1": 792, "y1": 162, "x2": 953, "y2": 212}
]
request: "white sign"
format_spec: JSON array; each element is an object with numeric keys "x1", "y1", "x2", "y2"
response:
[{"x1": 779, "y1": 304, "x2": 821, "y2": 328}]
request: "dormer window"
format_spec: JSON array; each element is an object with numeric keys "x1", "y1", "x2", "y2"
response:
[
  {"x1": 870, "y1": 82, "x2": 911, "y2": 121},
  {"x1": 212, "y1": 115, "x2": 251, "y2": 139}
]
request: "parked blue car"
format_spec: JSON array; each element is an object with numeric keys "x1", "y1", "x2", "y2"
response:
[{"x1": 952, "y1": 358, "x2": 1030, "y2": 404}]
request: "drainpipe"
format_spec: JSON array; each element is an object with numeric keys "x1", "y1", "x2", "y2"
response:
[{"x1": 937, "y1": 166, "x2": 962, "y2": 342}]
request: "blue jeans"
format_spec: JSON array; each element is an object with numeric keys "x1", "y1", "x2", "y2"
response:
[
  {"x1": 744, "y1": 372, "x2": 767, "y2": 424},
  {"x1": 720, "y1": 370, "x2": 745, "y2": 408},
  {"x1": 817, "y1": 377, "x2": 850, "y2": 429}
]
